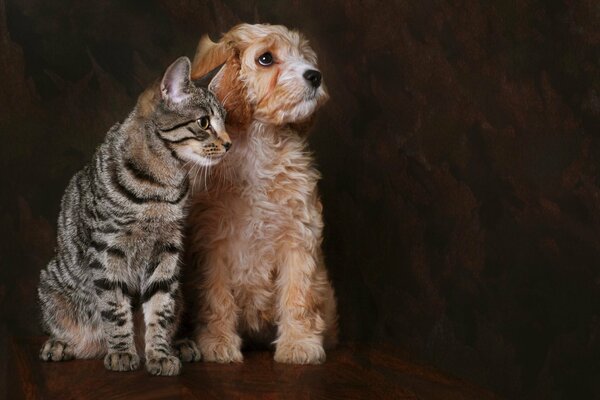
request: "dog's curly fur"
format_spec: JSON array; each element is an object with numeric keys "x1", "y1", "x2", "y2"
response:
[{"x1": 184, "y1": 23, "x2": 338, "y2": 364}]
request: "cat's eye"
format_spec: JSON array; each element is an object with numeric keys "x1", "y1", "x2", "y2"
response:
[
  {"x1": 257, "y1": 52, "x2": 273, "y2": 66},
  {"x1": 198, "y1": 116, "x2": 210, "y2": 130}
]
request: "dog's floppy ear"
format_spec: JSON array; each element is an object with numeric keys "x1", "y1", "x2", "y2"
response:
[
  {"x1": 193, "y1": 62, "x2": 225, "y2": 90},
  {"x1": 191, "y1": 35, "x2": 229, "y2": 80},
  {"x1": 191, "y1": 33, "x2": 253, "y2": 131}
]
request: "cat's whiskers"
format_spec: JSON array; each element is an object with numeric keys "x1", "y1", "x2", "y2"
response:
[
  {"x1": 209, "y1": 163, "x2": 215, "y2": 190},
  {"x1": 200, "y1": 165, "x2": 207, "y2": 191},
  {"x1": 216, "y1": 164, "x2": 226, "y2": 191},
  {"x1": 192, "y1": 164, "x2": 201, "y2": 190},
  {"x1": 216, "y1": 164, "x2": 223, "y2": 191},
  {"x1": 202, "y1": 163, "x2": 209, "y2": 192},
  {"x1": 187, "y1": 163, "x2": 195, "y2": 188},
  {"x1": 223, "y1": 163, "x2": 232, "y2": 189},
  {"x1": 182, "y1": 160, "x2": 195, "y2": 178}
]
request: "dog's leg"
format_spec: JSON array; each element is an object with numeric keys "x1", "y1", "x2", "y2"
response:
[
  {"x1": 274, "y1": 248, "x2": 326, "y2": 364},
  {"x1": 197, "y1": 250, "x2": 243, "y2": 363},
  {"x1": 315, "y1": 267, "x2": 339, "y2": 350}
]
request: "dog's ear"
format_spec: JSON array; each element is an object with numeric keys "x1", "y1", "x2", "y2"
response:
[
  {"x1": 193, "y1": 62, "x2": 225, "y2": 90},
  {"x1": 191, "y1": 34, "x2": 253, "y2": 132},
  {"x1": 191, "y1": 35, "x2": 229, "y2": 80},
  {"x1": 211, "y1": 55, "x2": 253, "y2": 132}
]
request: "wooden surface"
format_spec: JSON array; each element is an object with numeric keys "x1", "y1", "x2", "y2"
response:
[{"x1": 6, "y1": 336, "x2": 500, "y2": 400}]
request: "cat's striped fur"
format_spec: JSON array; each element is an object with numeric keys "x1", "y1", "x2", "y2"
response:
[{"x1": 38, "y1": 57, "x2": 230, "y2": 376}]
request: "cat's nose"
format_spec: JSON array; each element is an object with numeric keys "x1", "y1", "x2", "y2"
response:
[{"x1": 217, "y1": 130, "x2": 231, "y2": 151}]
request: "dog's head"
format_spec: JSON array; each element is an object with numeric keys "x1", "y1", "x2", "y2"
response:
[{"x1": 191, "y1": 23, "x2": 329, "y2": 130}]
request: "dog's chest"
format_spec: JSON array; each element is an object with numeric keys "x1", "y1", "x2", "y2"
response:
[{"x1": 230, "y1": 262, "x2": 277, "y2": 328}]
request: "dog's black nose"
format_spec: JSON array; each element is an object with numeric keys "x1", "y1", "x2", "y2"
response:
[
  {"x1": 303, "y1": 69, "x2": 322, "y2": 88},
  {"x1": 223, "y1": 141, "x2": 232, "y2": 151}
]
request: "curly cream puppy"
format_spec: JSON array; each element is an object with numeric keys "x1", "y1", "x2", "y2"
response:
[{"x1": 186, "y1": 23, "x2": 337, "y2": 364}]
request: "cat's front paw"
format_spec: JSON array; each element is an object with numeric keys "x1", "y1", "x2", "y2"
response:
[
  {"x1": 274, "y1": 341, "x2": 326, "y2": 365},
  {"x1": 198, "y1": 333, "x2": 243, "y2": 363},
  {"x1": 104, "y1": 351, "x2": 140, "y2": 372},
  {"x1": 174, "y1": 339, "x2": 201, "y2": 362},
  {"x1": 39, "y1": 338, "x2": 74, "y2": 362},
  {"x1": 146, "y1": 355, "x2": 182, "y2": 376}
]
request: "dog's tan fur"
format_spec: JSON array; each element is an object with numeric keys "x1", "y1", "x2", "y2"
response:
[{"x1": 185, "y1": 23, "x2": 337, "y2": 364}]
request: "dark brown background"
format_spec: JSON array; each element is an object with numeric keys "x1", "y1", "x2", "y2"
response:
[{"x1": 1, "y1": 0, "x2": 599, "y2": 398}]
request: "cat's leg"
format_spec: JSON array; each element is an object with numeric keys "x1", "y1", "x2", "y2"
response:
[
  {"x1": 38, "y1": 264, "x2": 104, "y2": 361},
  {"x1": 39, "y1": 338, "x2": 74, "y2": 361},
  {"x1": 94, "y1": 250, "x2": 139, "y2": 372},
  {"x1": 173, "y1": 338, "x2": 201, "y2": 362},
  {"x1": 171, "y1": 280, "x2": 200, "y2": 362},
  {"x1": 97, "y1": 289, "x2": 139, "y2": 371},
  {"x1": 141, "y1": 242, "x2": 183, "y2": 376},
  {"x1": 38, "y1": 267, "x2": 76, "y2": 362},
  {"x1": 273, "y1": 248, "x2": 326, "y2": 365},
  {"x1": 38, "y1": 292, "x2": 103, "y2": 361},
  {"x1": 196, "y1": 246, "x2": 243, "y2": 363}
]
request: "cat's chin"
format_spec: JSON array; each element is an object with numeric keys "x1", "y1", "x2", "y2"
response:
[
  {"x1": 177, "y1": 148, "x2": 224, "y2": 167},
  {"x1": 185, "y1": 154, "x2": 223, "y2": 167}
]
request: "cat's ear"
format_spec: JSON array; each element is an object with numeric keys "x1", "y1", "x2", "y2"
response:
[
  {"x1": 191, "y1": 35, "x2": 230, "y2": 80},
  {"x1": 160, "y1": 56, "x2": 192, "y2": 104}
]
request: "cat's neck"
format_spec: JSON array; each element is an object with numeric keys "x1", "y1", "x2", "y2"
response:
[{"x1": 119, "y1": 113, "x2": 187, "y2": 188}]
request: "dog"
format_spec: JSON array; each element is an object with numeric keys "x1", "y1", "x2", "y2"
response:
[{"x1": 185, "y1": 23, "x2": 337, "y2": 365}]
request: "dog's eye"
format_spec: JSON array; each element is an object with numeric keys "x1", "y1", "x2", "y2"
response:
[
  {"x1": 257, "y1": 52, "x2": 273, "y2": 66},
  {"x1": 197, "y1": 116, "x2": 210, "y2": 130}
]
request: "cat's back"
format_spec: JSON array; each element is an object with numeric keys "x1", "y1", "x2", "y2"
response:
[{"x1": 57, "y1": 123, "x2": 122, "y2": 221}]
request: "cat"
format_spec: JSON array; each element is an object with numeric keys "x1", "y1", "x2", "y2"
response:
[{"x1": 37, "y1": 56, "x2": 229, "y2": 376}]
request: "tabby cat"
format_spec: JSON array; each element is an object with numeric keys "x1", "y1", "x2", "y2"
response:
[{"x1": 37, "y1": 56, "x2": 229, "y2": 376}]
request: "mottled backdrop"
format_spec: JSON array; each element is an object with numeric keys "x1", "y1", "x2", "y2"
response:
[{"x1": 1, "y1": 0, "x2": 599, "y2": 398}]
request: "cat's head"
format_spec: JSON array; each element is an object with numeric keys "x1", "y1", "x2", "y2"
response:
[{"x1": 140, "y1": 56, "x2": 231, "y2": 167}]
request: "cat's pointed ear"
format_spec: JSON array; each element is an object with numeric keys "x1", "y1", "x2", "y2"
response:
[
  {"x1": 194, "y1": 62, "x2": 225, "y2": 90},
  {"x1": 160, "y1": 56, "x2": 192, "y2": 104}
]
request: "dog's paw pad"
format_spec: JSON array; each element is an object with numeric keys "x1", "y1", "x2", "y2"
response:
[
  {"x1": 199, "y1": 339, "x2": 243, "y2": 363},
  {"x1": 274, "y1": 341, "x2": 326, "y2": 365}
]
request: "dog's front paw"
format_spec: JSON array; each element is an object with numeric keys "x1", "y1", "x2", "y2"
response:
[
  {"x1": 39, "y1": 338, "x2": 74, "y2": 362},
  {"x1": 198, "y1": 333, "x2": 243, "y2": 363},
  {"x1": 174, "y1": 339, "x2": 201, "y2": 362},
  {"x1": 274, "y1": 341, "x2": 326, "y2": 365},
  {"x1": 104, "y1": 351, "x2": 140, "y2": 372},
  {"x1": 146, "y1": 355, "x2": 182, "y2": 376}
]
